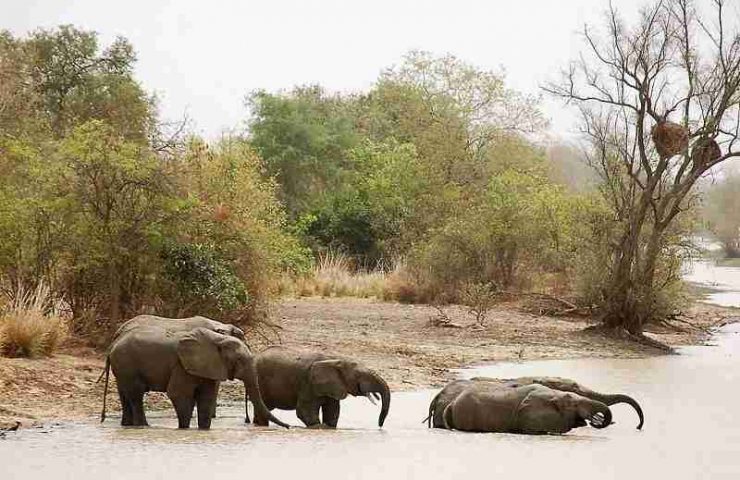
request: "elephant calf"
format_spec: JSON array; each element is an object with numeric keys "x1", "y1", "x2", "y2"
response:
[
  {"x1": 427, "y1": 376, "x2": 644, "y2": 430},
  {"x1": 246, "y1": 347, "x2": 391, "y2": 428},
  {"x1": 442, "y1": 383, "x2": 612, "y2": 434}
]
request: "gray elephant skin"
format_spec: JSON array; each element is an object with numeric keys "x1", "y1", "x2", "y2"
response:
[
  {"x1": 441, "y1": 382, "x2": 612, "y2": 434},
  {"x1": 428, "y1": 376, "x2": 643, "y2": 432},
  {"x1": 111, "y1": 314, "x2": 246, "y2": 343},
  {"x1": 101, "y1": 324, "x2": 290, "y2": 429},
  {"x1": 245, "y1": 346, "x2": 391, "y2": 428}
]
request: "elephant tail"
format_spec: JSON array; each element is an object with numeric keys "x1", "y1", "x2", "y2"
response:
[
  {"x1": 423, "y1": 390, "x2": 442, "y2": 427},
  {"x1": 100, "y1": 356, "x2": 110, "y2": 423}
]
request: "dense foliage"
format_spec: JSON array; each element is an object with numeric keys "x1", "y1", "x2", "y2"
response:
[
  {"x1": 0, "y1": 27, "x2": 307, "y2": 339},
  {"x1": 8, "y1": 23, "x2": 696, "y2": 345}
]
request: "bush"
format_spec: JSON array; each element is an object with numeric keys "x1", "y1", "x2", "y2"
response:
[
  {"x1": 407, "y1": 170, "x2": 579, "y2": 303},
  {"x1": 0, "y1": 283, "x2": 68, "y2": 358},
  {"x1": 161, "y1": 242, "x2": 248, "y2": 313}
]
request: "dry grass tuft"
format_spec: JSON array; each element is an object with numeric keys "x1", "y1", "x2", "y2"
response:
[
  {"x1": 279, "y1": 251, "x2": 417, "y2": 300},
  {"x1": 0, "y1": 282, "x2": 69, "y2": 358}
]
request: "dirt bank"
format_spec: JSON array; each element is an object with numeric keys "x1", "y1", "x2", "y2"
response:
[{"x1": 1, "y1": 298, "x2": 735, "y2": 429}]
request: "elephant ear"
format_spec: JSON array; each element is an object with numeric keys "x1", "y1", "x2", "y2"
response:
[
  {"x1": 177, "y1": 327, "x2": 229, "y2": 381},
  {"x1": 309, "y1": 360, "x2": 350, "y2": 400}
]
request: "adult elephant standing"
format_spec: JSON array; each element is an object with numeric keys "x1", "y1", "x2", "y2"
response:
[
  {"x1": 442, "y1": 383, "x2": 612, "y2": 434},
  {"x1": 246, "y1": 347, "x2": 391, "y2": 428},
  {"x1": 102, "y1": 314, "x2": 247, "y2": 422},
  {"x1": 427, "y1": 376, "x2": 644, "y2": 430},
  {"x1": 101, "y1": 327, "x2": 290, "y2": 429}
]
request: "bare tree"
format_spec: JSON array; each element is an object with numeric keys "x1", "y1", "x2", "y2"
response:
[{"x1": 545, "y1": 0, "x2": 740, "y2": 335}]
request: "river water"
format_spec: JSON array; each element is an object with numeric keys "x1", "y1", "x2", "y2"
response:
[{"x1": 2, "y1": 261, "x2": 739, "y2": 479}]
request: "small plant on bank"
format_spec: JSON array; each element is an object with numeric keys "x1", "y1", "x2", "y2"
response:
[
  {"x1": 461, "y1": 282, "x2": 499, "y2": 326},
  {"x1": 0, "y1": 282, "x2": 69, "y2": 358}
]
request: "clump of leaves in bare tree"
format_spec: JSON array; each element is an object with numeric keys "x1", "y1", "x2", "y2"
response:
[{"x1": 546, "y1": 0, "x2": 740, "y2": 337}]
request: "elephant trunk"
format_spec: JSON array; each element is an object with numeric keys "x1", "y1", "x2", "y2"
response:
[
  {"x1": 590, "y1": 393, "x2": 644, "y2": 430},
  {"x1": 361, "y1": 372, "x2": 391, "y2": 427},
  {"x1": 586, "y1": 401, "x2": 612, "y2": 429},
  {"x1": 239, "y1": 361, "x2": 290, "y2": 429}
]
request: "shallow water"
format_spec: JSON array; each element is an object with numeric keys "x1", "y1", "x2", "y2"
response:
[
  {"x1": 2, "y1": 264, "x2": 740, "y2": 479},
  {"x1": 684, "y1": 259, "x2": 740, "y2": 306}
]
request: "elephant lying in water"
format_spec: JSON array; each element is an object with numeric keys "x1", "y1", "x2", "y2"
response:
[
  {"x1": 428, "y1": 376, "x2": 644, "y2": 432},
  {"x1": 101, "y1": 326, "x2": 290, "y2": 429},
  {"x1": 442, "y1": 383, "x2": 612, "y2": 434},
  {"x1": 245, "y1": 347, "x2": 391, "y2": 428}
]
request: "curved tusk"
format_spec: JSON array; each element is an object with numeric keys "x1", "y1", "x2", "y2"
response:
[{"x1": 365, "y1": 394, "x2": 378, "y2": 405}]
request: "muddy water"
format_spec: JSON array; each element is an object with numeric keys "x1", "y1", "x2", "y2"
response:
[{"x1": 2, "y1": 264, "x2": 740, "y2": 479}]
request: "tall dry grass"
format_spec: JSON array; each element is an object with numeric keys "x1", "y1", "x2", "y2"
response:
[
  {"x1": 0, "y1": 282, "x2": 69, "y2": 358},
  {"x1": 280, "y1": 251, "x2": 417, "y2": 300}
]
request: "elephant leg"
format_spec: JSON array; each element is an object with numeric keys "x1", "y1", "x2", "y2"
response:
[
  {"x1": 321, "y1": 399, "x2": 340, "y2": 428},
  {"x1": 170, "y1": 396, "x2": 196, "y2": 429},
  {"x1": 195, "y1": 382, "x2": 218, "y2": 430},
  {"x1": 296, "y1": 399, "x2": 322, "y2": 428},
  {"x1": 118, "y1": 389, "x2": 134, "y2": 426},
  {"x1": 129, "y1": 390, "x2": 148, "y2": 427},
  {"x1": 209, "y1": 380, "x2": 220, "y2": 419}
]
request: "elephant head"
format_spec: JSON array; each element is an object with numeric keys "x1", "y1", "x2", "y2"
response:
[
  {"x1": 516, "y1": 386, "x2": 612, "y2": 434},
  {"x1": 177, "y1": 328, "x2": 290, "y2": 429},
  {"x1": 309, "y1": 359, "x2": 391, "y2": 427}
]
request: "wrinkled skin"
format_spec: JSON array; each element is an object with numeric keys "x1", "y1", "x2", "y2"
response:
[
  {"x1": 247, "y1": 346, "x2": 391, "y2": 428},
  {"x1": 103, "y1": 327, "x2": 289, "y2": 430},
  {"x1": 442, "y1": 383, "x2": 613, "y2": 435},
  {"x1": 102, "y1": 315, "x2": 246, "y2": 421},
  {"x1": 427, "y1": 376, "x2": 643, "y2": 430}
]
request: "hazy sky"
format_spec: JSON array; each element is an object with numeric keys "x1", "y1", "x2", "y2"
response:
[{"x1": 4, "y1": 0, "x2": 648, "y2": 139}]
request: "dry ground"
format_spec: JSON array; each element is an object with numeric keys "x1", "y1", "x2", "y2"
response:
[{"x1": 1, "y1": 298, "x2": 735, "y2": 429}]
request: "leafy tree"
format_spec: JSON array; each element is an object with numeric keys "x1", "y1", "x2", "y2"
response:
[
  {"x1": 408, "y1": 169, "x2": 581, "y2": 302},
  {"x1": 25, "y1": 25, "x2": 152, "y2": 140},
  {"x1": 248, "y1": 85, "x2": 360, "y2": 217}
]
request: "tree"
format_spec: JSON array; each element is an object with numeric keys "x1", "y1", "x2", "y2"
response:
[
  {"x1": 24, "y1": 25, "x2": 152, "y2": 141},
  {"x1": 546, "y1": 0, "x2": 740, "y2": 335},
  {"x1": 247, "y1": 85, "x2": 360, "y2": 217}
]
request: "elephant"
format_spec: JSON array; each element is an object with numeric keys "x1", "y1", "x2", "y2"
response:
[
  {"x1": 101, "y1": 314, "x2": 247, "y2": 422},
  {"x1": 101, "y1": 326, "x2": 290, "y2": 429},
  {"x1": 245, "y1": 346, "x2": 391, "y2": 428},
  {"x1": 426, "y1": 376, "x2": 644, "y2": 430},
  {"x1": 441, "y1": 382, "x2": 613, "y2": 434}
]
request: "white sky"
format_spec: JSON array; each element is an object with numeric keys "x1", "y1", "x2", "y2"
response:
[{"x1": 4, "y1": 0, "x2": 648, "y2": 139}]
